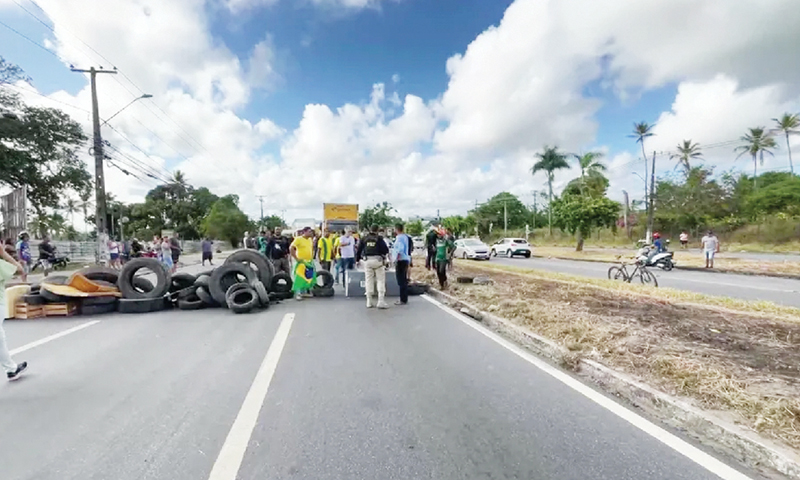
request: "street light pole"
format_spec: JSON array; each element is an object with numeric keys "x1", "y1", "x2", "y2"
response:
[{"x1": 101, "y1": 94, "x2": 153, "y2": 126}]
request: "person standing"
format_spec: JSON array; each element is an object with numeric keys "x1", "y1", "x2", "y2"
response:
[
  {"x1": 256, "y1": 231, "x2": 269, "y2": 256},
  {"x1": 201, "y1": 237, "x2": 214, "y2": 266},
  {"x1": 357, "y1": 225, "x2": 390, "y2": 309},
  {"x1": 425, "y1": 227, "x2": 438, "y2": 270},
  {"x1": 160, "y1": 237, "x2": 173, "y2": 271},
  {"x1": 333, "y1": 230, "x2": 343, "y2": 284},
  {"x1": 1, "y1": 245, "x2": 28, "y2": 380},
  {"x1": 290, "y1": 227, "x2": 315, "y2": 300},
  {"x1": 317, "y1": 229, "x2": 334, "y2": 272},
  {"x1": 392, "y1": 223, "x2": 412, "y2": 306},
  {"x1": 38, "y1": 234, "x2": 56, "y2": 276},
  {"x1": 434, "y1": 228, "x2": 454, "y2": 289},
  {"x1": 15, "y1": 232, "x2": 31, "y2": 274},
  {"x1": 267, "y1": 228, "x2": 292, "y2": 275},
  {"x1": 679, "y1": 231, "x2": 689, "y2": 249},
  {"x1": 701, "y1": 230, "x2": 720, "y2": 269},
  {"x1": 108, "y1": 238, "x2": 121, "y2": 269},
  {"x1": 169, "y1": 234, "x2": 182, "y2": 273},
  {"x1": 337, "y1": 229, "x2": 357, "y2": 284}
]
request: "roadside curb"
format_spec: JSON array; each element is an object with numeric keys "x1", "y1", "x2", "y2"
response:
[
  {"x1": 531, "y1": 253, "x2": 800, "y2": 280},
  {"x1": 426, "y1": 287, "x2": 800, "y2": 479}
]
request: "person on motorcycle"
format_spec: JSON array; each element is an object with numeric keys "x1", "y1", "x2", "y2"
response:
[
  {"x1": 131, "y1": 238, "x2": 144, "y2": 258},
  {"x1": 652, "y1": 232, "x2": 666, "y2": 253},
  {"x1": 38, "y1": 235, "x2": 56, "y2": 275},
  {"x1": 15, "y1": 232, "x2": 32, "y2": 274}
]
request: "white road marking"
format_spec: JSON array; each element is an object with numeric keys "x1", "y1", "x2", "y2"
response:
[
  {"x1": 9, "y1": 320, "x2": 101, "y2": 356},
  {"x1": 421, "y1": 294, "x2": 753, "y2": 480},
  {"x1": 207, "y1": 313, "x2": 295, "y2": 480}
]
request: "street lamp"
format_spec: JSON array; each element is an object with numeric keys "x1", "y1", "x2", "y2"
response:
[{"x1": 101, "y1": 94, "x2": 153, "y2": 126}]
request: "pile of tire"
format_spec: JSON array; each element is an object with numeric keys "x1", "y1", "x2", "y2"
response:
[{"x1": 20, "y1": 275, "x2": 120, "y2": 315}]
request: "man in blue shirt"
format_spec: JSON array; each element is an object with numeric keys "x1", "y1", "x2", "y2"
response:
[{"x1": 391, "y1": 223, "x2": 413, "y2": 305}]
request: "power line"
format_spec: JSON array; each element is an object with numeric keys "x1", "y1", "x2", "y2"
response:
[
  {"x1": 1, "y1": 83, "x2": 90, "y2": 113},
  {"x1": 0, "y1": 18, "x2": 60, "y2": 58}
]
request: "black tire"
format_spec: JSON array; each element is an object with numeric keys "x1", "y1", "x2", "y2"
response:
[
  {"x1": 118, "y1": 296, "x2": 168, "y2": 314},
  {"x1": 608, "y1": 266, "x2": 627, "y2": 281},
  {"x1": 170, "y1": 273, "x2": 197, "y2": 293},
  {"x1": 133, "y1": 277, "x2": 155, "y2": 293},
  {"x1": 270, "y1": 272, "x2": 292, "y2": 294},
  {"x1": 524, "y1": 252, "x2": 531, "y2": 258},
  {"x1": 314, "y1": 270, "x2": 334, "y2": 289},
  {"x1": 661, "y1": 259, "x2": 674, "y2": 271},
  {"x1": 210, "y1": 264, "x2": 258, "y2": 306},
  {"x1": 407, "y1": 283, "x2": 429, "y2": 296},
  {"x1": 39, "y1": 287, "x2": 73, "y2": 303},
  {"x1": 194, "y1": 274, "x2": 211, "y2": 288},
  {"x1": 196, "y1": 269, "x2": 215, "y2": 278},
  {"x1": 29, "y1": 283, "x2": 41, "y2": 293},
  {"x1": 118, "y1": 258, "x2": 171, "y2": 299},
  {"x1": 171, "y1": 285, "x2": 198, "y2": 301},
  {"x1": 196, "y1": 286, "x2": 219, "y2": 307},
  {"x1": 311, "y1": 286, "x2": 334, "y2": 297},
  {"x1": 251, "y1": 280, "x2": 270, "y2": 307},
  {"x1": 491, "y1": 249, "x2": 496, "y2": 257},
  {"x1": 269, "y1": 291, "x2": 292, "y2": 302},
  {"x1": 81, "y1": 302, "x2": 118, "y2": 316},
  {"x1": 456, "y1": 276, "x2": 474, "y2": 284},
  {"x1": 80, "y1": 296, "x2": 118, "y2": 307},
  {"x1": 177, "y1": 292, "x2": 205, "y2": 310},
  {"x1": 41, "y1": 275, "x2": 68, "y2": 285},
  {"x1": 21, "y1": 293, "x2": 45, "y2": 305},
  {"x1": 72, "y1": 266, "x2": 118, "y2": 285},
  {"x1": 224, "y1": 250, "x2": 274, "y2": 292},
  {"x1": 639, "y1": 268, "x2": 658, "y2": 287},
  {"x1": 226, "y1": 284, "x2": 259, "y2": 313}
]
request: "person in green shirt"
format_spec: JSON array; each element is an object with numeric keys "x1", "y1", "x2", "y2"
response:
[{"x1": 434, "y1": 228, "x2": 454, "y2": 288}]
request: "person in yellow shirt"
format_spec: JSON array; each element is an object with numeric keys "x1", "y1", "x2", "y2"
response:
[
  {"x1": 290, "y1": 227, "x2": 315, "y2": 300},
  {"x1": 317, "y1": 229, "x2": 334, "y2": 272}
]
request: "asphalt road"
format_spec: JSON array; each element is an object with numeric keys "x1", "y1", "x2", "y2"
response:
[
  {"x1": 0, "y1": 284, "x2": 766, "y2": 479},
  {"x1": 489, "y1": 256, "x2": 800, "y2": 307}
]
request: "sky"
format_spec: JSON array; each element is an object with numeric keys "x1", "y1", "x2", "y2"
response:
[{"x1": 1, "y1": 0, "x2": 799, "y2": 226}]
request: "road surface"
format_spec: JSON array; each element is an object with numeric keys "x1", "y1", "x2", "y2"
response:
[
  {"x1": 489, "y1": 256, "x2": 800, "y2": 308},
  {"x1": 1, "y1": 271, "x2": 766, "y2": 479}
]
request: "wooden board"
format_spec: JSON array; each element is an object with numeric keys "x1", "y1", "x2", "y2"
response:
[
  {"x1": 43, "y1": 302, "x2": 80, "y2": 317},
  {"x1": 14, "y1": 303, "x2": 45, "y2": 319}
]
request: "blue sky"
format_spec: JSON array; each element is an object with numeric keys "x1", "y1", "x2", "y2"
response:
[{"x1": 1, "y1": 0, "x2": 798, "y2": 220}]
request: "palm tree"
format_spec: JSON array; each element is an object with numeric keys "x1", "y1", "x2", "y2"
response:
[
  {"x1": 573, "y1": 152, "x2": 606, "y2": 195},
  {"x1": 670, "y1": 140, "x2": 703, "y2": 175},
  {"x1": 532, "y1": 146, "x2": 570, "y2": 235},
  {"x1": 63, "y1": 197, "x2": 79, "y2": 230},
  {"x1": 773, "y1": 113, "x2": 799, "y2": 174},
  {"x1": 169, "y1": 170, "x2": 189, "y2": 201},
  {"x1": 735, "y1": 127, "x2": 778, "y2": 189},
  {"x1": 78, "y1": 189, "x2": 93, "y2": 234},
  {"x1": 630, "y1": 122, "x2": 655, "y2": 240}
]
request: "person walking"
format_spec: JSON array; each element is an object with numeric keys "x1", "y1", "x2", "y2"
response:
[
  {"x1": 679, "y1": 231, "x2": 689, "y2": 250},
  {"x1": 425, "y1": 227, "x2": 437, "y2": 270},
  {"x1": 337, "y1": 229, "x2": 357, "y2": 284},
  {"x1": 434, "y1": 228, "x2": 454, "y2": 289},
  {"x1": 201, "y1": 237, "x2": 214, "y2": 266},
  {"x1": 267, "y1": 228, "x2": 292, "y2": 275},
  {"x1": 392, "y1": 223, "x2": 412, "y2": 306},
  {"x1": 290, "y1": 227, "x2": 316, "y2": 300},
  {"x1": 15, "y1": 232, "x2": 31, "y2": 275},
  {"x1": 357, "y1": 225, "x2": 390, "y2": 309},
  {"x1": 701, "y1": 230, "x2": 720, "y2": 269},
  {"x1": 317, "y1": 229, "x2": 334, "y2": 272},
  {"x1": 169, "y1": 234, "x2": 182, "y2": 273},
  {"x1": 1, "y1": 245, "x2": 28, "y2": 380}
]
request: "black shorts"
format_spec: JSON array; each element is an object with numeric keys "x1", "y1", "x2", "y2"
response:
[
  {"x1": 680, "y1": 240, "x2": 688, "y2": 246},
  {"x1": 202, "y1": 252, "x2": 213, "y2": 261},
  {"x1": 172, "y1": 252, "x2": 180, "y2": 263}
]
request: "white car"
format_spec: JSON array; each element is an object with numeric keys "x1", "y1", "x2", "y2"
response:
[
  {"x1": 454, "y1": 238, "x2": 491, "y2": 260},
  {"x1": 490, "y1": 238, "x2": 532, "y2": 258}
]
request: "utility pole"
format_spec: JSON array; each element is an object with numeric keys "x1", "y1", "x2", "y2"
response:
[
  {"x1": 256, "y1": 195, "x2": 266, "y2": 229},
  {"x1": 71, "y1": 66, "x2": 117, "y2": 260},
  {"x1": 622, "y1": 190, "x2": 630, "y2": 239},
  {"x1": 646, "y1": 150, "x2": 656, "y2": 243},
  {"x1": 503, "y1": 199, "x2": 508, "y2": 235}
]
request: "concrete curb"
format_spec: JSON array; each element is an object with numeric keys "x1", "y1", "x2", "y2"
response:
[
  {"x1": 530, "y1": 253, "x2": 800, "y2": 280},
  {"x1": 427, "y1": 288, "x2": 800, "y2": 479}
]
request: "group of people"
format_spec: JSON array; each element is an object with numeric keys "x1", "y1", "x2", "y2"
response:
[
  {"x1": 650, "y1": 230, "x2": 720, "y2": 268},
  {"x1": 3, "y1": 232, "x2": 58, "y2": 275}
]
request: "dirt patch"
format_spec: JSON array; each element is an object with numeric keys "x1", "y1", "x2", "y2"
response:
[{"x1": 414, "y1": 262, "x2": 800, "y2": 450}]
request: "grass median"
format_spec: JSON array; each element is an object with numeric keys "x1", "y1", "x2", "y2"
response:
[{"x1": 415, "y1": 260, "x2": 800, "y2": 450}]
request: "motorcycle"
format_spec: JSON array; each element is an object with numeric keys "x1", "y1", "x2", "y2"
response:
[
  {"x1": 31, "y1": 253, "x2": 70, "y2": 275},
  {"x1": 636, "y1": 241, "x2": 675, "y2": 271}
]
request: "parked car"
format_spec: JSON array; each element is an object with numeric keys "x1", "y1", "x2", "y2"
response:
[
  {"x1": 412, "y1": 237, "x2": 425, "y2": 250},
  {"x1": 490, "y1": 238, "x2": 532, "y2": 258},
  {"x1": 454, "y1": 238, "x2": 491, "y2": 260}
]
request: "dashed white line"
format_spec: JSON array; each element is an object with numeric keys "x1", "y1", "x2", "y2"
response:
[
  {"x1": 9, "y1": 320, "x2": 101, "y2": 356},
  {"x1": 422, "y1": 294, "x2": 753, "y2": 480},
  {"x1": 207, "y1": 312, "x2": 295, "y2": 480}
]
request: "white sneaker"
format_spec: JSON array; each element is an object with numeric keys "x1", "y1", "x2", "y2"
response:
[{"x1": 377, "y1": 302, "x2": 389, "y2": 310}]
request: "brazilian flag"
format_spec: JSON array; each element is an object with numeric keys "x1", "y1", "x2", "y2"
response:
[{"x1": 292, "y1": 260, "x2": 316, "y2": 293}]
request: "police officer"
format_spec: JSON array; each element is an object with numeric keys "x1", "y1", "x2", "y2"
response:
[{"x1": 356, "y1": 225, "x2": 390, "y2": 309}]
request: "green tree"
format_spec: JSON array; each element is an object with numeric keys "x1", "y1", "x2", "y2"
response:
[
  {"x1": 735, "y1": 127, "x2": 778, "y2": 189},
  {"x1": 474, "y1": 192, "x2": 530, "y2": 234},
  {"x1": 62, "y1": 197, "x2": 79, "y2": 230},
  {"x1": 551, "y1": 195, "x2": 620, "y2": 251},
  {"x1": 202, "y1": 195, "x2": 250, "y2": 247},
  {"x1": 670, "y1": 140, "x2": 703, "y2": 176},
  {"x1": 654, "y1": 167, "x2": 729, "y2": 234},
  {"x1": 78, "y1": 188, "x2": 93, "y2": 234},
  {"x1": 562, "y1": 174, "x2": 609, "y2": 199},
  {"x1": 405, "y1": 220, "x2": 424, "y2": 236},
  {"x1": 531, "y1": 146, "x2": 570, "y2": 235},
  {"x1": 262, "y1": 215, "x2": 285, "y2": 231},
  {"x1": 359, "y1": 202, "x2": 400, "y2": 230},
  {"x1": 745, "y1": 176, "x2": 800, "y2": 217},
  {"x1": 573, "y1": 152, "x2": 606, "y2": 196},
  {"x1": 773, "y1": 113, "x2": 799, "y2": 175}
]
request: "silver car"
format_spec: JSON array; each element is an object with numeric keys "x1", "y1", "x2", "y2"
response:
[{"x1": 454, "y1": 238, "x2": 491, "y2": 260}]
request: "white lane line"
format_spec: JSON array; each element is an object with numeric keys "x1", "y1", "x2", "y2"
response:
[
  {"x1": 9, "y1": 320, "x2": 101, "y2": 356},
  {"x1": 208, "y1": 313, "x2": 295, "y2": 480},
  {"x1": 421, "y1": 295, "x2": 753, "y2": 480}
]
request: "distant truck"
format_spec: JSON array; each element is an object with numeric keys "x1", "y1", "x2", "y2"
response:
[{"x1": 323, "y1": 203, "x2": 359, "y2": 233}]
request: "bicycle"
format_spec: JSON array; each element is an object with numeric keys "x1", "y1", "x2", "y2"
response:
[{"x1": 607, "y1": 256, "x2": 658, "y2": 287}]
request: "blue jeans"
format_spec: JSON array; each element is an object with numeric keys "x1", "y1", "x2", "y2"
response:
[{"x1": 337, "y1": 257, "x2": 355, "y2": 283}]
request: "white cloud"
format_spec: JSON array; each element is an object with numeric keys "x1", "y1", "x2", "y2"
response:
[{"x1": 391, "y1": 73, "x2": 400, "y2": 83}]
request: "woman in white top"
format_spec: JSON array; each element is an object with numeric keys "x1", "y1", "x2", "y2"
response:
[
  {"x1": 108, "y1": 239, "x2": 121, "y2": 269},
  {"x1": 161, "y1": 238, "x2": 173, "y2": 271}
]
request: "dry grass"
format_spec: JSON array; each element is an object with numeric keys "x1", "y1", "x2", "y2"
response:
[
  {"x1": 533, "y1": 246, "x2": 800, "y2": 277},
  {"x1": 415, "y1": 261, "x2": 800, "y2": 449}
]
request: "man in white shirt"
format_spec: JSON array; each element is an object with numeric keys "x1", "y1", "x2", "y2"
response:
[
  {"x1": 337, "y1": 230, "x2": 356, "y2": 284},
  {"x1": 701, "y1": 230, "x2": 719, "y2": 268}
]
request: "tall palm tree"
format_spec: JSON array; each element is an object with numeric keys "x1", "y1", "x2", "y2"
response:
[
  {"x1": 573, "y1": 152, "x2": 606, "y2": 195},
  {"x1": 169, "y1": 170, "x2": 189, "y2": 201},
  {"x1": 630, "y1": 122, "x2": 655, "y2": 240},
  {"x1": 670, "y1": 140, "x2": 703, "y2": 175},
  {"x1": 532, "y1": 146, "x2": 570, "y2": 235},
  {"x1": 78, "y1": 188, "x2": 93, "y2": 234},
  {"x1": 773, "y1": 113, "x2": 799, "y2": 174},
  {"x1": 63, "y1": 197, "x2": 79, "y2": 230},
  {"x1": 735, "y1": 127, "x2": 778, "y2": 189}
]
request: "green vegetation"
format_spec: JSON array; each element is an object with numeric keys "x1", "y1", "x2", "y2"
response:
[
  {"x1": 359, "y1": 202, "x2": 401, "y2": 230},
  {"x1": 202, "y1": 195, "x2": 251, "y2": 247}
]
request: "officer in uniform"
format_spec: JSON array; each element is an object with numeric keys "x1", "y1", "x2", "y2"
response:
[{"x1": 356, "y1": 225, "x2": 390, "y2": 309}]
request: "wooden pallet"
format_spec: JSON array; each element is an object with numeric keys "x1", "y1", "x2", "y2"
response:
[
  {"x1": 43, "y1": 301, "x2": 80, "y2": 317},
  {"x1": 14, "y1": 303, "x2": 45, "y2": 319}
]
